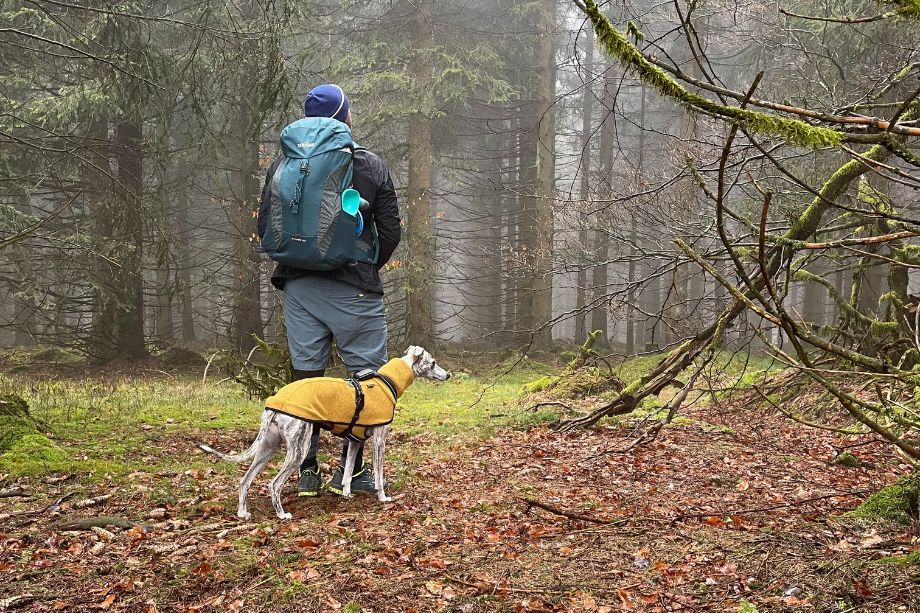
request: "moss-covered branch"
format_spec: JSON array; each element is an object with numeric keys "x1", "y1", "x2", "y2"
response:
[
  {"x1": 889, "y1": 0, "x2": 920, "y2": 19},
  {"x1": 578, "y1": 0, "x2": 844, "y2": 148}
]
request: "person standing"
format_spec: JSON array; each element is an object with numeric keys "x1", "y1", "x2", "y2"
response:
[{"x1": 257, "y1": 83, "x2": 401, "y2": 496}]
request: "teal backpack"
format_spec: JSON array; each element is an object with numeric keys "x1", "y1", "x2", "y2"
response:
[{"x1": 260, "y1": 117, "x2": 379, "y2": 270}]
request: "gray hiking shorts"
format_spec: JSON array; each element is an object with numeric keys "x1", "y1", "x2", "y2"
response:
[{"x1": 282, "y1": 275, "x2": 388, "y2": 372}]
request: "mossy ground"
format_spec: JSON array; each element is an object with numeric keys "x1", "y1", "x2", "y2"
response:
[
  {"x1": 0, "y1": 395, "x2": 39, "y2": 453},
  {"x1": 848, "y1": 474, "x2": 920, "y2": 524},
  {"x1": 0, "y1": 353, "x2": 556, "y2": 482}
]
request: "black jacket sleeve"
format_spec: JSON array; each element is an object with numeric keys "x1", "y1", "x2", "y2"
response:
[
  {"x1": 257, "y1": 159, "x2": 281, "y2": 240},
  {"x1": 372, "y1": 166, "x2": 401, "y2": 269}
]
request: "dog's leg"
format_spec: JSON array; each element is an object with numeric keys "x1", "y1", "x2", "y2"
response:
[
  {"x1": 268, "y1": 421, "x2": 312, "y2": 520},
  {"x1": 237, "y1": 420, "x2": 281, "y2": 520},
  {"x1": 373, "y1": 425, "x2": 391, "y2": 502},
  {"x1": 341, "y1": 440, "x2": 359, "y2": 497}
]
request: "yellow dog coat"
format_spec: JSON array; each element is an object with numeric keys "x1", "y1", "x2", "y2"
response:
[{"x1": 264, "y1": 358, "x2": 414, "y2": 441}]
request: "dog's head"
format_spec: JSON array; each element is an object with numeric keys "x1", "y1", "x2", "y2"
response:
[{"x1": 403, "y1": 346, "x2": 450, "y2": 381}]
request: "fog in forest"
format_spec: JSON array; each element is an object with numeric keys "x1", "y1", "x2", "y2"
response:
[
  {"x1": 2, "y1": 0, "x2": 919, "y2": 364},
  {"x1": 4, "y1": 2, "x2": 920, "y2": 609}
]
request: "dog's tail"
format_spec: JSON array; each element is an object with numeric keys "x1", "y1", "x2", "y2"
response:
[
  {"x1": 199, "y1": 411, "x2": 273, "y2": 463},
  {"x1": 198, "y1": 442, "x2": 256, "y2": 463}
]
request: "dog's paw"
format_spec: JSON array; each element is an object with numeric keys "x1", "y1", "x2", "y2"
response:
[
  {"x1": 237, "y1": 510, "x2": 252, "y2": 520},
  {"x1": 277, "y1": 512, "x2": 293, "y2": 520},
  {"x1": 378, "y1": 494, "x2": 393, "y2": 503}
]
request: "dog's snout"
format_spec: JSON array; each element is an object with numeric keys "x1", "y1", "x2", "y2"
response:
[{"x1": 445, "y1": 372, "x2": 451, "y2": 380}]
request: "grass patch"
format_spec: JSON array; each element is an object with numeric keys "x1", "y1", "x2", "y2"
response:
[
  {"x1": 0, "y1": 355, "x2": 555, "y2": 480},
  {"x1": 0, "y1": 348, "x2": 782, "y2": 481}
]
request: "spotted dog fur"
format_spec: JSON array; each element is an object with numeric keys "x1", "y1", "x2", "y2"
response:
[{"x1": 200, "y1": 346, "x2": 450, "y2": 520}]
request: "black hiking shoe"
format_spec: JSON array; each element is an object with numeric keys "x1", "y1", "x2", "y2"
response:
[
  {"x1": 297, "y1": 467, "x2": 322, "y2": 497},
  {"x1": 327, "y1": 465, "x2": 377, "y2": 496}
]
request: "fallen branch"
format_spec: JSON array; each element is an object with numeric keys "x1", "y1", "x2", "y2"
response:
[
  {"x1": 522, "y1": 497, "x2": 620, "y2": 525},
  {"x1": 72, "y1": 494, "x2": 113, "y2": 509},
  {"x1": 443, "y1": 573, "x2": 568, "y2": 596},
  {"x1": 0, "y1": 489, "x2": 31, "y2": 499},
  {"x1": 0, "y1": 594, "x2": 37, "y2": 610},
  {"x1": 671, "y1": 490, "x2": 870, "y2": 521},
  {"x1": 9, "y1": 492, "x2": 77, "y2": 518},
  {"x1": 55, "y1": 515, "x2": 150, "y2": 532}
]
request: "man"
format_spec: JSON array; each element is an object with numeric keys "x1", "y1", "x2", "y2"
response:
[{"x1": 257, "y1": 83, "x2": 401, "y2": 496}]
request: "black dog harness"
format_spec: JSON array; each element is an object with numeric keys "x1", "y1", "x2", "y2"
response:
[{"x1": 341, "y1": 369, "x2": 399, "y2": 442}]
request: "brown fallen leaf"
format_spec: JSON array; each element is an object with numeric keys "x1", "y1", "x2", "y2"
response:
[
  {"x1": 191, "y1": 561, "x2": 212, "y2": 576},
  {"x1": 95, "y1": 593, "x2": 117, "y2": 610}
]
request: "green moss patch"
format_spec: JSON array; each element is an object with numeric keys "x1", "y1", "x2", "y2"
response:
[
  {"x1": 521, "y1": 367, "x2": 623, "y2": 399},
  {"x1": 848, "y1": 475, "x2": 920, "y2": 524},
  {"x1": 0, "y1": 392, "x2": 44, "y2": 452},
  {"x1": 0, "y1": 433, "x2": 71, "y2": 476},
  {"x1": 833, "y1": 451, "x2": 864, "y2": 468},
  {"x1": 877, "y1": 550, "x2": 920, "y2": 566}
]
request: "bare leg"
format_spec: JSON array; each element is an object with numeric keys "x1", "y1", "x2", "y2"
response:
[
  {"x1": 341, "y1": 441, "x2": 359, "y2": 497},
  {"x1": 237, "y1": 425, "x2": 281, "y2": 519},
  {"x1": 372, "y1": 426, "x2": 391, "y2": 502},
  {"x1": 268, "y1": 422, "x2": 313, "y2": 519}
]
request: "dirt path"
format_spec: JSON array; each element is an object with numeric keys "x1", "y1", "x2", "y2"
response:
[{"x1": 1, "y1": 397, "x2": 917, "y2": 612}]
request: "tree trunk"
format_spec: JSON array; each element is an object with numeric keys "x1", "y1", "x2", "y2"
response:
[
  {"x1": 111, "y1": 117, "x2": 147, "y2": 359},
  {"x1": 591, "y1": 54, "x2": 615, "y2": 347},
  {"x1": 575, "y1": 24, "x2": 594, "y2": 343},
  {"x1": 230, "y1": 114, "x2": 264, "y2": 353},
  {"x1": 12, "y1": 192, "x2": 37, "y2": 346},
  {"x1": 405, "y1": 0, "x2": 435, "y2": 345},
  {"x1": 175, "y1": 182, "x2": 197, "y2": 343},
  {"x1": 503, "y1": 116, "x2": 522, "y2": 343},
  {"x1": 154, "y1": 262, "x2": 175, "y2": 345},
  {"x1": 521, "y1": 0, "x2": 556, "y2": 348},
  {"x1": 626, "y1": 85, "x2": 647, "y2": 354}
]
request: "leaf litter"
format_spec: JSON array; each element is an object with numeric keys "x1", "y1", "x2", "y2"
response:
[{"x1": 1, "y1": 387, "x2": 918, "y2": 611}]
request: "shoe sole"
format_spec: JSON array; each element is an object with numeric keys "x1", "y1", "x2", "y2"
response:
[
  {"x1": 327, "y1": 485, "x2": 377, "y2": 496},
  {"x1": 297, "y1": 490, "x2": 320, "y2": 497}
]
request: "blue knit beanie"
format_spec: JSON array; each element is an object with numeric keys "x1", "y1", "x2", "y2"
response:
[{"x1": 303, "y1": 84, "x2": 349, "y2": 122}]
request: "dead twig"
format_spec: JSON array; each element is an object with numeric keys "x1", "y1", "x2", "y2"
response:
[
  {"x1": 9, "y1": 491, "x2": 77, "y2": 517},
  {"x1": 521, "y1": 497, "x2": 623, "y2": 525},
  {"x1": 0, "y1": 489, "x2": 31, "y2": 499},
  {"x1": 72, "y1": 493, "x2": 113, "y2": 509},
  {"x1": 671, "y1": 490, "x2": 870, "y2": 522},
  {"x1": 0, "y1": 594, "x2": 38, "y2": 610},
  {"x1": 491, "y1": 401, "x2": 573, "y2": 418},
  {"x1": 442, "y1": 572, "x2": 568, "y2": 596},
  {"x1": 55, "y1": 515, "x2": 150, "y2": 532}
]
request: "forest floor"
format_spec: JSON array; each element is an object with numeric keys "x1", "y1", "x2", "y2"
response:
[{"x1": 0, "y1": 350, "x2": 918, "y2": 612}]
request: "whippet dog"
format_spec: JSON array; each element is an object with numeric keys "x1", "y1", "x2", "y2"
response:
[{"x1": 200, "y1": 346, "x2": 450, "y2": 519}]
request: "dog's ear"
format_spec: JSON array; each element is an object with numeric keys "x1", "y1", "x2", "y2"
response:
[{"x1": 405, "y1": 345, "x2": 424, "y2": 363}]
